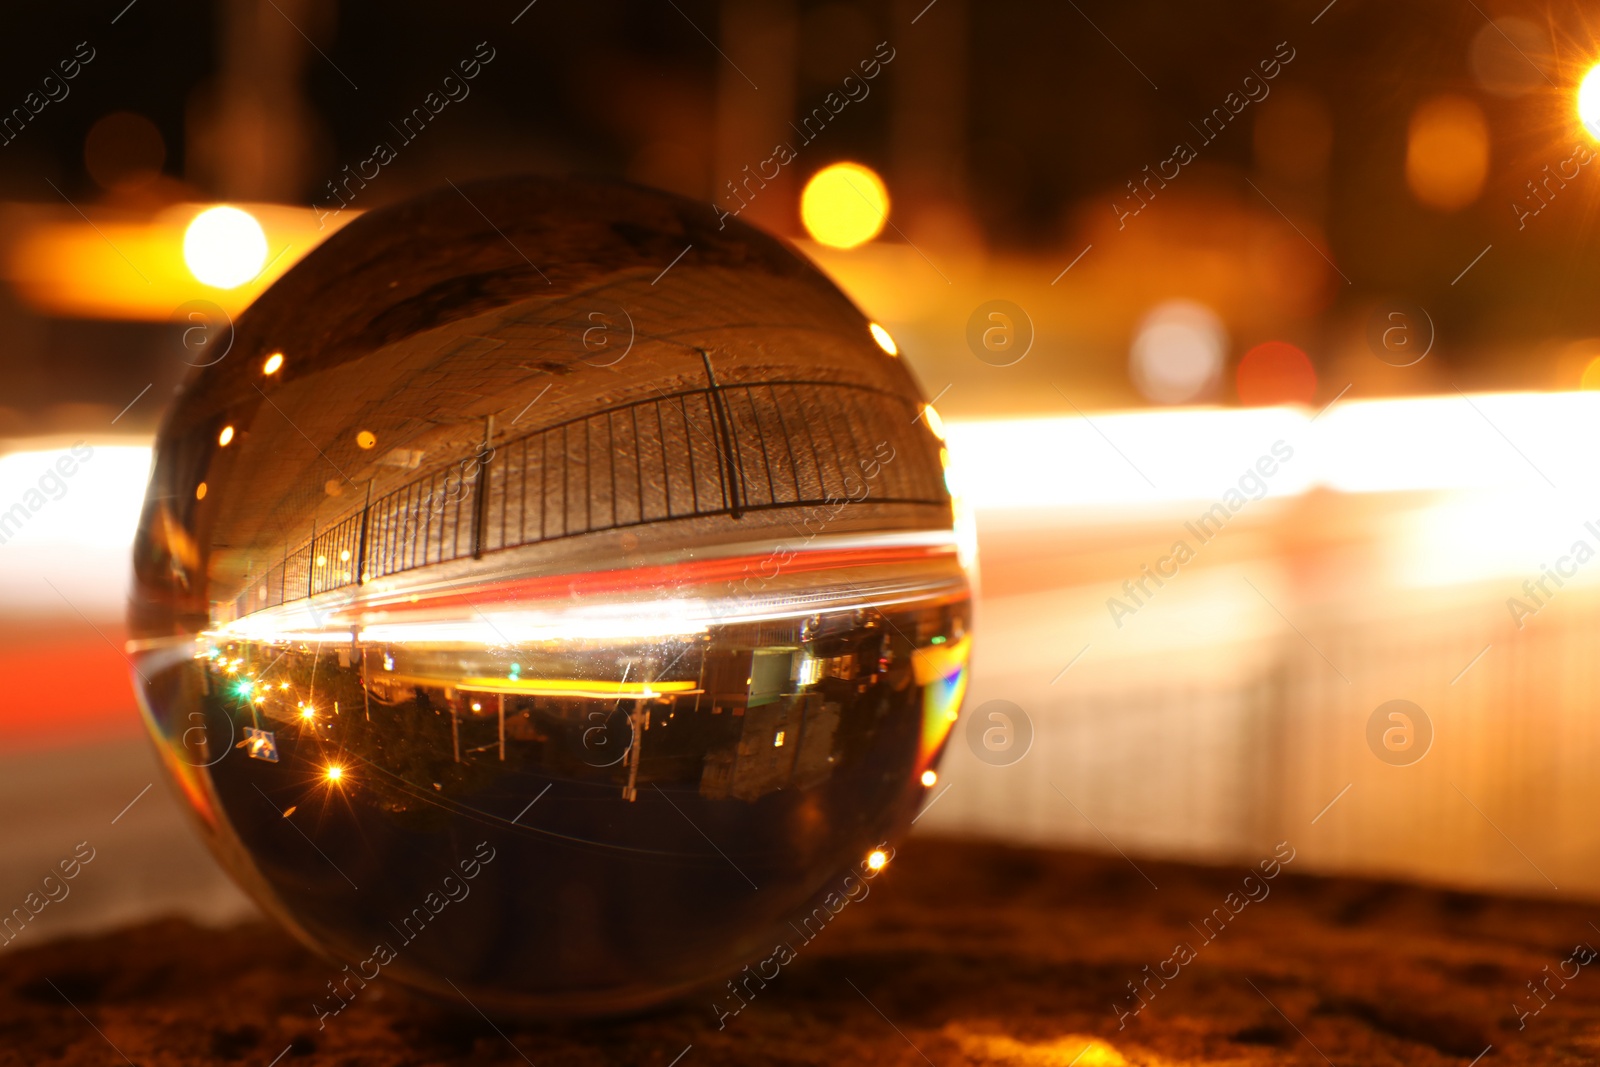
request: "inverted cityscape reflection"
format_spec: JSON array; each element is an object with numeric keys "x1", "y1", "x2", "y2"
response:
[{"x1": 127, "y1": 177, "x2": 970, "y2": 1016}]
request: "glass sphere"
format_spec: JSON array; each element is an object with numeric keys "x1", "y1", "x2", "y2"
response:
[{"x1": 129, "y1": 176, "x2": 971, "y2": 1018}]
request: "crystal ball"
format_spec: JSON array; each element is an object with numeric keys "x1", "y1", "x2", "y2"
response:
[{"x1": 129, "y1": 176, "x2": 971, "y2": 1018}]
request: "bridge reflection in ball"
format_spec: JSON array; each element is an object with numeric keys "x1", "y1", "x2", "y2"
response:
[{"x1": 128, "y1": 176, "x2": 971, "y2": 1017}]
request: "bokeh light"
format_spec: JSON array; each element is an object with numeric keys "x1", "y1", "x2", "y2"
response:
[
  {"x1": 1129, "y1": 300, "x2": 1227, "y2": 404},
  {"x1": 218, "y1": 425, "x2": 235, "y2": 447},
  {"x1": 84, "y1": 111, "x2": 165, "y2": 190},
  {"x1": 800, "y1": 162, "x2": 889, "y2": 248},
  {"x1": 1470, "y1": 18, "x2": 1550, "y2": 98},
  {"x1": 1236, "y1": 341, "x2": 1317, "y2": 406},
  {"x1": 1579, "y1": 65, "x2": 1600, "y2": 138},
  {"x1": 1405, "y1": 95, "x2": 1489, "y2": 211},
  {"x1": 262, "y1": 352, "x2": 284, "y2": 375},
  {"x1": 183, "y1": 205, "x2": 268, "y2": 289}
]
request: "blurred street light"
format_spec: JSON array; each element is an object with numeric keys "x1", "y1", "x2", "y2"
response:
[
  {"x1": 801, "y1": 163, "x2": 889, "y2": 248},
  {"x1": 183, "y1": 206, "x2": 268, "y2": 289},
  {"x1": 1405, "y1": 95, "x2": 1489, "y2": 211},
  {"x1": 1579, "y1": 64, "x2": 1600, "y2": 137},
  {"x1": 1129, "y1": 300, "x2": 1227, "y2": 405}
]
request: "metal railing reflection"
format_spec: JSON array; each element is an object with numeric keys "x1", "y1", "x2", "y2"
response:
[{"x1": 237, "y1": 379, "x2": 947, "y2": 617}]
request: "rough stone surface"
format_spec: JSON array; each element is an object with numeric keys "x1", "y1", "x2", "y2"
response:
[{"x1": 1, "y1": 836, "x2": 1591, "y2": 1065}]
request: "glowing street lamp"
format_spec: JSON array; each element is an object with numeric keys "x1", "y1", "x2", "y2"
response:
[
  {"x1": 1580, "y1": 64, "x2": 1600, "y2": 137},
  {"x1": 800, "y1": 163, "x2": 889, "y2": 249},
  {"x1": 183, "y1": 206, "x2": 268, "y2": 289}
]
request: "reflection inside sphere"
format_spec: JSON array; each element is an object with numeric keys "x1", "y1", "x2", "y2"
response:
[{"x1": 129, "y1": 176, "x2": 970, "y2": 1017}]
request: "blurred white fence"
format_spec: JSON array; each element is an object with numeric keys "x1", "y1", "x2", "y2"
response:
[{"x1": 922, "y1": 490, "x2": 1600, "y2": 900}]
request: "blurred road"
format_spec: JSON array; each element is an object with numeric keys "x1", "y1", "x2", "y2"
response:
[{"x1": 0, "y1": 732, "x2": 256, "y2": 954}]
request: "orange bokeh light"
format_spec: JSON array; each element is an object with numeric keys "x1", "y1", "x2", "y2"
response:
[
  {"x1": 1236, "y1": 341, "x2": 1317, "y2": 406},
  {"x1": 1405, "y1": 95, "x2": 1489, "y2": 211}
]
